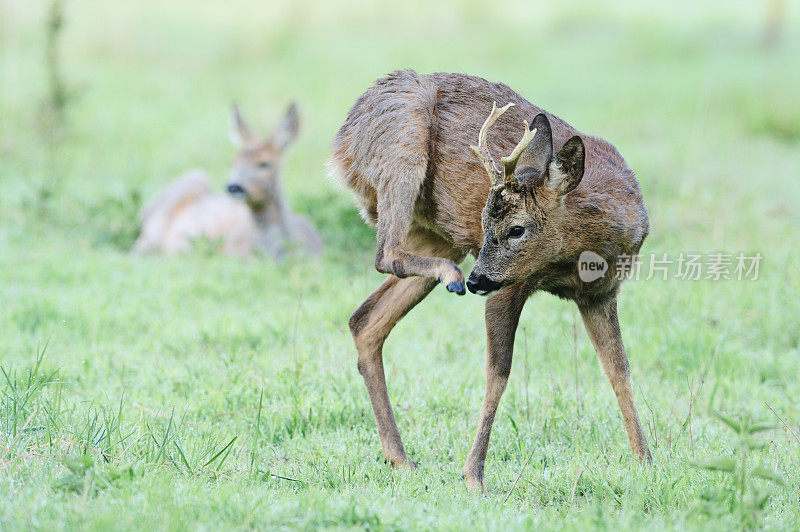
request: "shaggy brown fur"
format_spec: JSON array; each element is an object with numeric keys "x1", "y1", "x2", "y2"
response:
[{"x1": 329, "y1": 70, "x2": 651, "y2": 492}]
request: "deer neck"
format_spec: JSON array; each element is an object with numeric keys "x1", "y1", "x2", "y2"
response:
[{"x1": 251, "y1": 189, "x2": 289, "y2": 233}]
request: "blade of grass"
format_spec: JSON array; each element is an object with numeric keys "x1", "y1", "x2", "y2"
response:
[
  {"x1": 153, "y1": 407, "x2": 174, "y2": 464},
  {"x1": 173, "y1": 440, "x2": 193, "y2": 475},
  {"x1": 203, "y1": 436, "x2": 237, "y2": 469}
]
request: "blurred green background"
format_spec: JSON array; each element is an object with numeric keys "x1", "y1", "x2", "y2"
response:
[{"x1": 1, "y1": 1, "x2": 799, "y2": 529}]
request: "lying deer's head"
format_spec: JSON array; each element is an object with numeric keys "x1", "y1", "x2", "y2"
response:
[
  {"x1": 467, "y1": 103, "x2": 585, "y2": 296},
  {"x1": 227, "y1": 103, "x2": 299, "y2": 211}
]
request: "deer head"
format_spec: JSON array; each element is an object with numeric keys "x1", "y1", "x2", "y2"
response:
[
  {"x1": 227, "y1": 103, "x2": 299, "y2": 212},
  {"x1": 467, "y1": 103, "x2": 586, "y2": 296}
]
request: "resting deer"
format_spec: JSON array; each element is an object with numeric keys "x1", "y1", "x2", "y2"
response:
[
  {"x1": 329, "y1": 70, "x2": 652, "y2": 492},
  {"x1": 133, "y1": 104, "x2": 322, "y2": 258}
]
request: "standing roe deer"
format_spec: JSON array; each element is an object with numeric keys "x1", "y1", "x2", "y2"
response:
[
  {"x1": 329, "y1": 70, "x2": 652, "y2": 492},
  {"x1": 133, "y1": 104, "x2": 322, "y2": 258}
]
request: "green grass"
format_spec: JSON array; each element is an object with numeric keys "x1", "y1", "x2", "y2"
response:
[{"x1": 2, "y1": 0, "x2": 799, "y2": 529}]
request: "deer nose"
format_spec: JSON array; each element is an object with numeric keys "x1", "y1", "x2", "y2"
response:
[
  {"x1": 466, "y1": 273, "x2": 502, "y2": 296},
  {"x1": 466, "y1": 278, "x2": 479, "y2": 293},
  {"x1": 227, "y1": 183, "x2": 245, "y2": 195}
]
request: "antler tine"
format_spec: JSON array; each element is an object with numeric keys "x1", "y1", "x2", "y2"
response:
[
  {"x1": 501, "y1": 121, "x2": 536, "y2": 177},
  {"x1": 470, "y1": 101, "x2": 515, "y2": 185}
]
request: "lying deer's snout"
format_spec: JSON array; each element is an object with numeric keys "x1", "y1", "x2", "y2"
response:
[
  {"x1": 227, "y1": 183, "x2": 245, "y2": 196},
  {"x1": 466, "y1": 273, "x2": 502, "y2": 296}
]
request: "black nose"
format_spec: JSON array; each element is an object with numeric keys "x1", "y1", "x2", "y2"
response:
[
  {"x1": 466, "y1": 273, "x2": 503, "y2": 295},
  {"x1": 466, "y1": 277, "x2": 480, "y2": 293},
  {"x1": 227, "y1": 184, "x2": 245, "y2": 195}
]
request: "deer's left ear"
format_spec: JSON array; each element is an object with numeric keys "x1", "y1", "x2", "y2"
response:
[
  {"x1": 546, "y1": 136, "x2": 585, "y2": 196},
  {"x1": 272, "y1": 103, "x2": 300, "y2": 150}
]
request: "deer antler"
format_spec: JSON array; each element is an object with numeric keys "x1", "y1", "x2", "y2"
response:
[
  {"x1": 470, "y1": 102, "x2": 513, "y2": 186},
  {"x1": 470, "y1": 102, "x2": 537, "y2": 189}
]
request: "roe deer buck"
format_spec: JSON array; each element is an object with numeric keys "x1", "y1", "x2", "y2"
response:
[
  {"x1": 329, "y1": 70, "x2": 652, "y2": 492},
  {"x1": 133, "y1": 104, "x2": 322, "y2": 258}
]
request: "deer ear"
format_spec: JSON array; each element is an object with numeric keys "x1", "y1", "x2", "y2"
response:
[
  {"x1": 230, "y1": 104, "x2": 254, "y2": 147},
  {"x1": 546, "y1": 136, "x2": 585, "y2": 195},
  {"x1": 272, "y1": 103, "x2": 299, "y2": 150},
  {"x1": 512, "y1": 113, "x2": 553, "y2": 184}
]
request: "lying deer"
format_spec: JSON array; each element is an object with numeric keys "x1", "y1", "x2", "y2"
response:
[
  {"x1": 329, "y1": 70, "x2": 652, "y2": 491},
  {"x1": 133, "y1": 104, "x2": 322, "y2": 258}
]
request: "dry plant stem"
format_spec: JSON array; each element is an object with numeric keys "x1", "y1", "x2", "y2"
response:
[
  {"x1": 569, "y1": 465, "x2": 584, "y2": 507},
  {"x1": 764, "y1": 401, "x2": 800, "y2": 445},
  {"x1": 572, "y1": 312, "x2": 580, "y2": 419},
  {"x1": 3, "y1": 407, "x2": 39, "y2": 461},
  {"x1": 502, "y1": 448, "x2": 536, "y2": 504},
  {"x1": 687, "y1": 377, "x2": 695, "y2": 457},
  {"x1": 523, "y1": 327, "x2": 530, "y2": 421},
  {"x1": 640, "y1": 387, "x2": 659, "y2": 451}
]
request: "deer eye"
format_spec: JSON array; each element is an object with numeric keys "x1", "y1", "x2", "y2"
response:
[
  {"x1": 507, "y1": 226, "x2": 525, "y2": 239},
  {"x1": 257, "y1": 161, "x2": 272, "y2": 169}
]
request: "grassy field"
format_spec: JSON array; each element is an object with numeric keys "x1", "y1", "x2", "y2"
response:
[{"x1": 2, "y1": 0, "x2": 800, "y2": 529}]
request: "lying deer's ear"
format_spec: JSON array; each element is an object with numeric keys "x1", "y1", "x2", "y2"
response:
[
  {"x1": 230, "y1": 104, "x2": 254, "y2": 147},
  {"x1": 546, "y1": 136, "x2": 585, "y2": 196},
  {"x1": 272, "y1": 103, "x2": 300, "y2": 150},
  {"x1": 513, "y1": 113, "x2": 553, "y2": 184}
]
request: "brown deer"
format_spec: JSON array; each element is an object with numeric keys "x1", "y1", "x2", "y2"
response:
[
  {"x1": 133, "y1": 104, "x2": 322, "y2": 258},
  {"x1": 329, "y1": 70, "x2": 652, "y2": 492}
]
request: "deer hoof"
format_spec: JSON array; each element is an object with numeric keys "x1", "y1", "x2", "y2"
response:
[
  {"x1": 390, "y1": 456, "x2": 418, "y2": 470},
  {"x1": 445, "y1": 281, "x2": 466, "y2": 295},
  {"x1": 462, "y1": 473, "x2": 486, "y2": 494}
]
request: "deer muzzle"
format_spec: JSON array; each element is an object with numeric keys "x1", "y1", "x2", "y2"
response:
[{"x1": 466, "y1": 272, "x2": 503, "y2": 296}]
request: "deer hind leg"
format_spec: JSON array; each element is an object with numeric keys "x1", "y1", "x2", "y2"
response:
[
  {"x1": 578, "y1": 296, "x2": 653, "y2": 463},
  {"x1": 463, "y1": 284, "x2": 528, "y2": 492},
  {"x1": 373, "y1": 167, "x2": 466, "y2": 294},
  {"x1": 351, "y1": 229, "x2": 464, "y2": 468}
]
